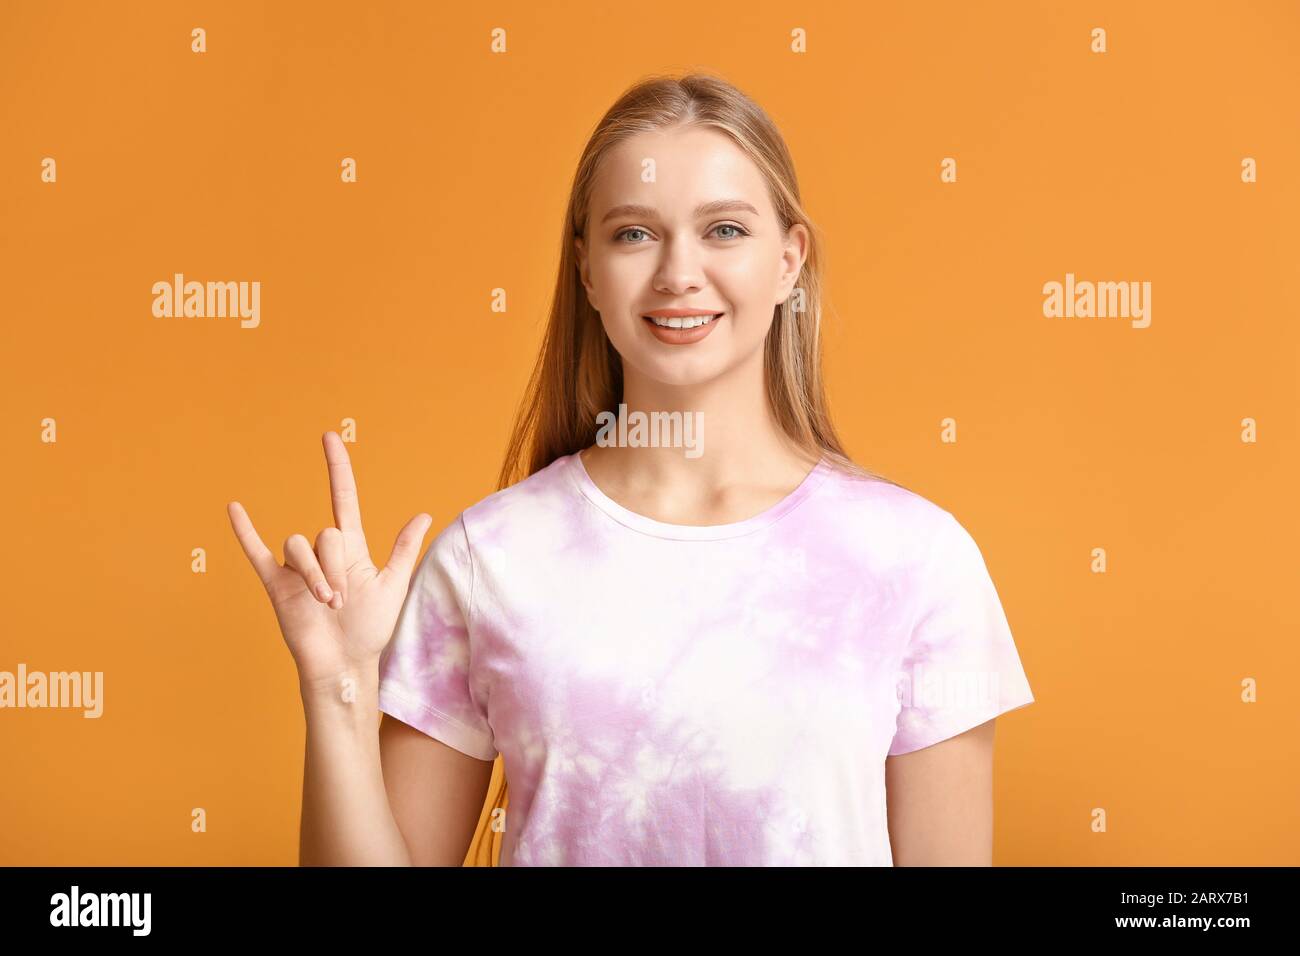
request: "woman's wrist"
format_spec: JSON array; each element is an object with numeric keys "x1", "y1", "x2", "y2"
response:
[{"x1": 298, "y1": 662, "x2": 381, "y2": 711}]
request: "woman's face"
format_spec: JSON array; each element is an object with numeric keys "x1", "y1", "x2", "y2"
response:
[{"x1": 575, "y1": 125, "x2": 808, "y2": 389}]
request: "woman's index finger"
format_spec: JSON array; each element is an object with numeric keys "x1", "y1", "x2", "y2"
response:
[{"x1": 322, "y1": 431, "x2": 365, "y2": 534}]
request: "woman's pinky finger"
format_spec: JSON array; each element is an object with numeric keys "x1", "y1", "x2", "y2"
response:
[
  {"x1": 227, "y1": 502, "x2": 278, "y2": 589},
  {"x1": 283, "y1": 533, "x2": 334, "y2": 605}
]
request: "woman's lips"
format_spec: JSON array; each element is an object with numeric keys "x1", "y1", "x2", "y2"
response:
[{"x1": 641, "y1": 312, "x2": 723, "y2": 345}]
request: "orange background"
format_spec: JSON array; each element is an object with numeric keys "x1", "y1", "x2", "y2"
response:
[{"x1": 1, "y1": 0, "x2": 1296, "y2": 865}]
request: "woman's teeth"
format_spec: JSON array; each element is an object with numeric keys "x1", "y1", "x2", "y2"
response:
[{"x1": 645, "y1": 314, "x2": 719, "y2": 329}]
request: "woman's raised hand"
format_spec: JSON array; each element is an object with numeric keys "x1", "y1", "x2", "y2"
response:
[{"x1": 227, "y1": 431, "x2": 433, "y2": 695}]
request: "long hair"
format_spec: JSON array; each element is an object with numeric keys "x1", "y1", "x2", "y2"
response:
[{"x1": 466, "y1": 71, "x2": 904, "y2": 866}]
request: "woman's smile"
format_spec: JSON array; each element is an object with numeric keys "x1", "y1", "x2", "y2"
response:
[{"x1": 641, "y1": 310, "x2": 724, "y2": 345}]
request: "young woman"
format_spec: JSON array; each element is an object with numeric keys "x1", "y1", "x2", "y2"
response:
[{"x1": 228, "y1": 73, "x2": 1034, "y2": 867}]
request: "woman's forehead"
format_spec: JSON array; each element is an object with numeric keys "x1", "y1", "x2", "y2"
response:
[{"x1": 591, "y1": 133, "x2": 773, "y2": 220}]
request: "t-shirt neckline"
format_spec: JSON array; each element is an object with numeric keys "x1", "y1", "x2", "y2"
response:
[{"x1": 566, "y1": 449, "x2": 833, "y2": 541}]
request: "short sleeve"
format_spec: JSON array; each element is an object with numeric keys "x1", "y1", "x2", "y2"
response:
[
  {"x1": 377, "y1": 513, "x2": 498, "y2": 761},
  {"x1": 888, "y1": 511, "x2": 1035, "y2": 756}
]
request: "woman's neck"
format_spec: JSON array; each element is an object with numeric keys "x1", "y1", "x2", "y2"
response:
[{"x1": 579, "y1": 375, "x2": 820, "y2": 526}]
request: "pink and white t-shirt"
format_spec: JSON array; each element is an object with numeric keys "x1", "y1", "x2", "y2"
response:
[{"x1": 376, "y1": 451, "x2": 1035, "y2": 866}]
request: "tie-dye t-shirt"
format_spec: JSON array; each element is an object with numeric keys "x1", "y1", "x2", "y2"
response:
[{"x1": 376, "y1": 451, "x2": 1035, "y2": 866}]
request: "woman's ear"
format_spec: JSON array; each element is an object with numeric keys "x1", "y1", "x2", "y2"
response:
[
  {"x1": 574, "y1": 236, "x2": 600, "y2": 310},
  {"x1": 776, "y1": 223, "x2": 809, "y2": 303}
]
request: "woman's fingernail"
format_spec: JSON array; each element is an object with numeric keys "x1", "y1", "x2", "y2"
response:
[{"x1": 316, "y1": 582, "x2": 333, "y2": 601}]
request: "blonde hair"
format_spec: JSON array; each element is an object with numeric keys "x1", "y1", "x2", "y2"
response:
[{"x1": 467, "y1": 71, "x2": 903, "y2": 866}]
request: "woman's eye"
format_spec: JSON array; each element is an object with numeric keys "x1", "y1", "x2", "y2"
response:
[
  {"x1": 615, "y1": 224, "x2": 749, "y2": 243},
  {"x1": 713, "y1": 223, "x2": 748, "y2": 240}
]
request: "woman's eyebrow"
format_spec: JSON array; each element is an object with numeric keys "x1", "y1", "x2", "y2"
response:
[{"x1": 599, "y1": 199, "x2": 760, "y2": 224}]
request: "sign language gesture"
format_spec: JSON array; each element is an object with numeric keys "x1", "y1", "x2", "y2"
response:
[{"x1": 227, "y1": 431, "x2": 433, "y2": 695}]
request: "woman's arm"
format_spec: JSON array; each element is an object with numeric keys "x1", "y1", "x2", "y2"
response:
[
  {"x1": 299, "y1": 673, "x2": 411, "y2": 866},
  {"x1": 298, "y1": 671, "x2": 495, "y2": 866},
  {"x1": 884, "y1": 718, "x2": 997, "y2": 865},
  {"x1": 378, "y1": 712, "x2": 496, "y2": 866},
  {"x1": 230, "y1": 432, "x2": 492, "y2": 866}
]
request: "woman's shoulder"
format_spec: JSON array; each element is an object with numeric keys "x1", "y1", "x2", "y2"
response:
[
  {"x1": 819, "y1": 461, "x2": 956, "y2": 529},
  {"x1": 812, "y1": 462, "x2": 989, "y2": 574},
  {"x1": 455, "y1": 452, "x2": 582, "y2": 533}
]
